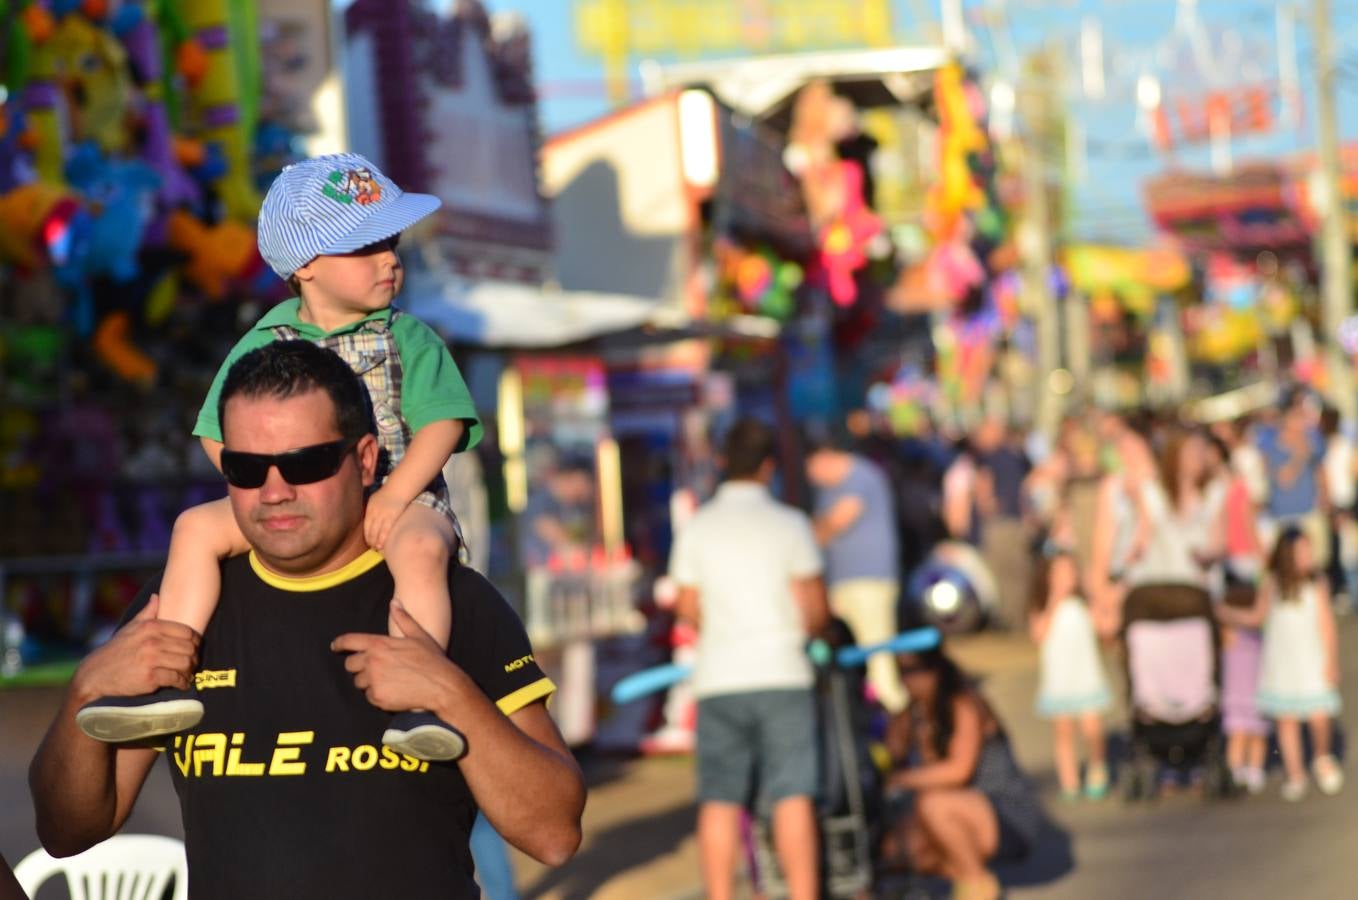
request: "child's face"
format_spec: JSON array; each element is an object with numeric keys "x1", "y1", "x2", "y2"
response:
[
  {"x1": 295, "y1": 236, "x2": 402, "y2": 319},
  {"x1": 1292, "y1": 535, "x2": 1314, "y2": 571}
]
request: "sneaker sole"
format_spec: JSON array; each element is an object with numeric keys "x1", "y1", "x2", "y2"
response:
[
  {"x1": 75, "y1": 700, "x2": 204, "y2": 743},
  {"x1": 382, "y1": 725, "x2": 466, "y2": 762},
  {"x1": 1315, "y1": 774, "x2": 1344, "y2": 795}
]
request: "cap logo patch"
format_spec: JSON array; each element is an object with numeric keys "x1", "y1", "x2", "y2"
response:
[{"x1": 322, "y1": 168, "x2": 383, "y2": 206}]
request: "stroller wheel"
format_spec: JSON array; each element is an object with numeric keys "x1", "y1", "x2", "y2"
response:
[
  {"x1": 1120, "y1": 767, "x2": 1144, "y2": 802},
  {"x1": 1121, "y1": 754, "x2": 1159, "y2": 803},
  {"x1": 1203, "y1": 760, "x2": 1236, "y2": 800}
]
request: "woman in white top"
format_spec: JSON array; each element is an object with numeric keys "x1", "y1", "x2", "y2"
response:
[{"x1": 1091, "y1": 426, "x2": 1226, "y2": 631}]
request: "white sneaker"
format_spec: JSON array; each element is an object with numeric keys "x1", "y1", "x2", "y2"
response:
[
  {"x1": 1313, "y1": 756, "x2": 1345, "y2": 796},
  {"x1": 1280, "y1": 778, "x2": 1308, "y2": 802},
  {"x1": 1243, "y1": 767, "x2": 1267, "y2": 795}
]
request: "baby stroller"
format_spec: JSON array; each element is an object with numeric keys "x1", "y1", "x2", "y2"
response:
[
  {"x1": 753, "y1": 620, "x2": 882, "y2": 898},
  {"x1": 1118, "y1": 583, "x2": 1234, "y2": 800}
]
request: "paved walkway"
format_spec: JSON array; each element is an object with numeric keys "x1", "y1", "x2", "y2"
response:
[
  {"x1": 512, "y1": 622, "x2": 1358, "y2": 899},
  {"x1": 4, "y1": 621, "x2": 1356, "y2": 897}
]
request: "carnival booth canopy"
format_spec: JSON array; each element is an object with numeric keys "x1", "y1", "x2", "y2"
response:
[
  {"x1": 641, "y1": 45, "x2": 949, "y2": 127},
  {"x1": 403, "y1": 273, "x2": 666, "y2": 348},
  {"x1": 1144, "y1": 164, "x2": 1313, "y2": 255}
]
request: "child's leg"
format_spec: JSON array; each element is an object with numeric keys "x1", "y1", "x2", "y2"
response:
[
  {"x1": 1276, "y1": 717, "x2": 1305, "y2": 783},
  {"x1": 1079, "y1": 712, "x2": 1106, "y2": 769},
  {"x1": 1052, "y1": 716, "x2": 1079, "y2": 793},
  {"x1": 380, "y1": 505, "x2": 465, "y2": 762},
  {"x1": 1245, "y1": 734, "x2": 1267, "y2": 772},
  {"x1": 1308, "y1": 712, "x2": 1334, "y2": 760},
  {"x1": 74, "y1": 498, "x2": 245, "y2": 743},
  {"x1": 1308, "y1": 713, "x2": 1344, "y2": 794},
  {"x1": 382, "y1": 504, "x2": 457, "y2": 649},
  {"x1": 1079, "y1": 711, "x2": 1109, "y2": 796},
  {"x1": 158, "y1": 497, "x2": 250, "y2": 634},
  {"x1": 1226, "y1": 731, "x2": 1246, "y2": 772}
]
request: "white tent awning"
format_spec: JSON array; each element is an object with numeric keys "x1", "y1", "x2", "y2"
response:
[
  {"x1": 403, "y1": 274, "x2": 665, "y2": 348},
  {"x1": 640, "y1": 46, "x2": 949, "y2": 119}
]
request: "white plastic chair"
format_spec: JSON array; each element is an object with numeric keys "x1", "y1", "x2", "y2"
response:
[{"x1": 13, "y1": 834, "x2": 187, "y2": 900}]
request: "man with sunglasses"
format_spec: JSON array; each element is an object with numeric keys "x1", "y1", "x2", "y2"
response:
[
  {"x1": 30, "y1": 341, "x2": 585, "y2": 898},
  {"x1": 75, "y1": 153, "x2": 480, "y2": 763}
]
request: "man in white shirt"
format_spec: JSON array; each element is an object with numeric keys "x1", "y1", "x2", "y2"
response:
[{"x1": 670, "y1": 418, "x2": 830, "y2": 900}]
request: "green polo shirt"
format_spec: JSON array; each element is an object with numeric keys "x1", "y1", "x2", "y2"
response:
[{"x1": 193, "y1": 300, "x2": 482, "y2": 451}]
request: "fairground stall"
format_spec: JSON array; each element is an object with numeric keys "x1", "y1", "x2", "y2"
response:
[
  {"x1": 0, "y1": 0, "x2": 342, "y2": 681},
  {"x1": 1144, "y1": 146, "x2": 1358, "y2": 405}
]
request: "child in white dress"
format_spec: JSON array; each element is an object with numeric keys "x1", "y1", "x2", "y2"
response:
[
  {"x1": 1030, "y1": 543, "x2": 1112, "y2": 800},
  {"x1": 1254, "y1": 528, "x2": 1343, "y2": 800}
]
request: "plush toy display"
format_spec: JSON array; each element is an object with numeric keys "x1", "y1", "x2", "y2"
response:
[
  {"x1": 174, "y1": 0, "x2": 261, "y2": 220},
  {"x1": 165, "y1": 208, "x2": 261, "y2": 298},
  {"x1": 786, "y1": 79, "x2": 884, "y2": 308},
  {"x1": 0, "y1": 0, "x2": 289, "y2": 388}
]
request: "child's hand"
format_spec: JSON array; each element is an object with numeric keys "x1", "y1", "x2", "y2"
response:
[
  {"x1": 364, "y1": 488, "x2": 409, "y2": 550},
  {"x1": 1327, "y1": 653, "x2": 1341, "y2": 688}
]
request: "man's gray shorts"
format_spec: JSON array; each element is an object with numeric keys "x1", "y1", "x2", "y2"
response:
[{"x1": 696, "y1": 688, "x2": 818, "y2": 809}]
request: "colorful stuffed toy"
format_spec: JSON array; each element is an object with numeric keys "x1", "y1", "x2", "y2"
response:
[
  {"x1": 165, "y1": 208, "x2": 261, "y2": 298},
  {"x1": 173, "y1": 0, "x2": 261, "y2": 220}
]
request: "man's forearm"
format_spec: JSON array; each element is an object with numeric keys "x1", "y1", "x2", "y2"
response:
[
  {"x1": 432, "y1": 675, "x2": 584, "y2": 865},
  {"x1": 30, "y1": 689, "x2": 124, "y2": 856}
]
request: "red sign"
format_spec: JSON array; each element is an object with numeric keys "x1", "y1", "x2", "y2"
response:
[{"x1": 1152, "y1": 84, "x2": 1283, "y2": 150}]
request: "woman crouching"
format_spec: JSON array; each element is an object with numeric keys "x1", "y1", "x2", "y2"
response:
[{"x1": 881, "y1": 647, "x2": 1043, "y2": 900}]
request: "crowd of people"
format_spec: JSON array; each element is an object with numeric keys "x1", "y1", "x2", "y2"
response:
[
  {"x1": 1023, "y1": 398, "x2": 1345, "y2": 803},
  {"x1": 670, "y1": 387, "x2": 1353, "y2": 898}
]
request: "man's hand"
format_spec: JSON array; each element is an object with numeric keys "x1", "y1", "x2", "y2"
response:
[
  {"x1": 331, "y1": 602, "x2": 458, "y2": 716},
  {"x1": 71, "y1": 595, "x2": 200, "y2": 704},
  {"x1": 363, "y1": 486, "x2": 410, "y2": 551}
]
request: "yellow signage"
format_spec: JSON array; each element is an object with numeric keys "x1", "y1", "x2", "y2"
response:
[{"x1": 577, "y1": 0, "x2": 894, "y2": 102}]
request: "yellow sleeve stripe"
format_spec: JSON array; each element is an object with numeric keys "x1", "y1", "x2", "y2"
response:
[{"x1": 496, "y1": 677, "x2": 556, "y2": 716}]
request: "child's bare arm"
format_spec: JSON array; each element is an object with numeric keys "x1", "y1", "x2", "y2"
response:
[
  {"x1": 380, "y1": 420, "x2": 466, "y2": 506},
  {"x1": 1029, "y1": 606, "x2": 1053, "y2": 644},
  {"x1": 365, "y1": 420, "x2": 465, "y2": 550},
  {"x1": 1218, "y1": 579, "x2": 1270, "y2": 629},
  {"x1": 1315, "y1": 581, "x2": 1340, "y2": 686}
]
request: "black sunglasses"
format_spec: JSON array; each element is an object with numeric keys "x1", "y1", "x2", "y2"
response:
[{"x1": 220, "y1": 439, "x2": 357, "y2": 489}]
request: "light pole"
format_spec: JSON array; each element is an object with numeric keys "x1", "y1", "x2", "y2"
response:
[{"x1": 1314, "y1": 0, "x2": 1355, "y2": 419}]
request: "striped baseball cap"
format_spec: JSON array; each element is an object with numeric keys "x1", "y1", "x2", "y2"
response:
[{"x1": 256, "y1": 153, "x2": 442, "y2": 279}]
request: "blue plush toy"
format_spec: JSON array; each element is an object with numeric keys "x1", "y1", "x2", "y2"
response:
[{"x1": 63, "y1": 142, "x2": 161, "y2": 283}]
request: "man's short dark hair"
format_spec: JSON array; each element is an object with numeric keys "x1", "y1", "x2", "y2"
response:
[
  {"x1": 803, "y1": 426, "x2": 856, "y2": 456},
  {"x1": 218, "y1": 340, "x2": 374, "y2": 443},
  {"x1": 723, "y1": 417, "x2": 776, "y2": 479}
]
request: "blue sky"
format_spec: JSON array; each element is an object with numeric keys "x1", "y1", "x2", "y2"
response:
[{"x1": 449, "y1": 0, "x2": 1358, "y2": 242}]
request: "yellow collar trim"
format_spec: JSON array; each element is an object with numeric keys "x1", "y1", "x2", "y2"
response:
[{"x1": 248, "y1": 549, "x2": 386, "y2": 592}]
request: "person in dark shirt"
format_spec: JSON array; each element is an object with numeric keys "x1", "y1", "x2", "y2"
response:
[
  {"x1": 950, "y1": 417, "x2": 1033, "y2": 629},
  {"x1": 29, "y1": 341, "x2": 585, "y2": 898}
]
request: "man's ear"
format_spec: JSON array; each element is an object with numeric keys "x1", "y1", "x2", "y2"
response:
[{"x1": 356, "y1": 434, "x2": 380, "y2": 487}]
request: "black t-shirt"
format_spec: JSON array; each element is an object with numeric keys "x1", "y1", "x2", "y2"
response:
[{"x1": 125, "y1": 551, "x2": 554, "y2": 899}]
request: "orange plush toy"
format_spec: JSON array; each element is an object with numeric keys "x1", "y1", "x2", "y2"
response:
[{"x1": 165, "y1": 209, "x2": 260, "y2": 299}]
